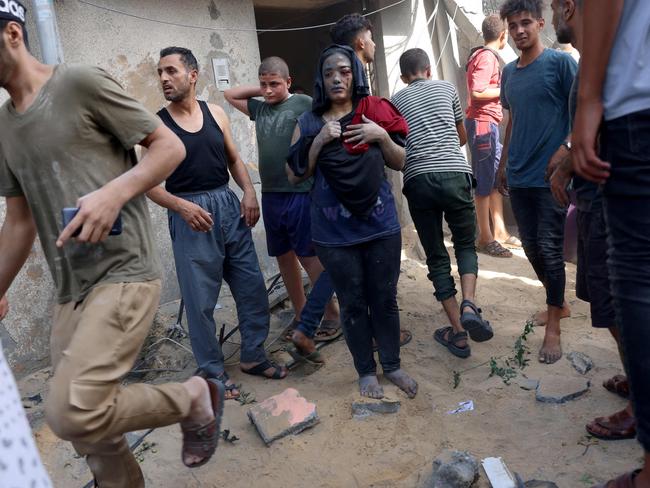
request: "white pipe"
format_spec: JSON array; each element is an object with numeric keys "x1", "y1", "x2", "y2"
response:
[{"x1": 31, "y1": 0, "x2": 63, "y2": 64}]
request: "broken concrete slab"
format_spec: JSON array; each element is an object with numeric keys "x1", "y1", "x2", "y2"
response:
[
  {"x1": 567, "y1": 351, "x2": 593, "y2": 375},
  {"x1": 247, "y1": 388, "x2": 319, "y2": 446},
  {"x1": 535, "y1": 377, "x2": 590, "y2": 404},
  {"x1": 425, "y1": 450, "x2": 479, "y2": 488},
  {"x1": 352, "y1": 394, "x2": 400, "y2": 418},
  {"x1": 517, "y1": 377, "x2": 539, "y2": 391}
]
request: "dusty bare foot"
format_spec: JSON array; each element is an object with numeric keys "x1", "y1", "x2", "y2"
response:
[
  {"x1": 532, "y1": 303, "x2": 571, "y2": 326},
  {"x1": 292, "y1": 330, "x2": 317, "y2": 356},
  {"x1": 384, "y1": 369, "x2": 418, "y2": 398},
  {"x1": 181, "y1": 377, "x2": 215, "y2": 466},
  {"x1": 359, "y1": 375, "x2": 384, "y2": 399},
  {"x1": 538, "y1": 330, "x2": 562, "y2": 364}
]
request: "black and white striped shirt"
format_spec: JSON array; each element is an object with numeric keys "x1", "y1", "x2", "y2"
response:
[{"x1": 391, "y1": 79, "x2": 470, "y2": 183}]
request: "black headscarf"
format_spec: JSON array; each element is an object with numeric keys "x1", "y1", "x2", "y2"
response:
[{"x1": 312, "y1": 44, "x2": 370, "y2": 115}]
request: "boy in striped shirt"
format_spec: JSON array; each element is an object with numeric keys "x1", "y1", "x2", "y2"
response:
[{"x1": 392, "y1": 48, "x2": 493, "y2": 359}]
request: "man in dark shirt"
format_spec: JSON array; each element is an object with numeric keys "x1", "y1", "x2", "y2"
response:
[
  {"x1": 548, "y1": 0, "x2": 634, "y2": 444},
  {"x1": 148, "y1": 47, "x2": 287, "y2": 399}
]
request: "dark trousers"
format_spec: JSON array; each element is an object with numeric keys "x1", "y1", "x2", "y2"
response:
[
  {"x1": 169, "y1": 186, "x2": 269, "y2": 378},
  {"x1": 295, "y1": 270, "x2": 335, "y2": 339},
  {"x1": 601, "y1": 108, "x2": 650, "y2": 451},
  {"x1": 509, "y1": 187, "x2": 567, "y2": 307},
  {"x1": 315, "y1": 233, "x2": 402, "y2": 376},
  {"x1": 403, "y1": 172, "x2": 478, "y2": 302}
]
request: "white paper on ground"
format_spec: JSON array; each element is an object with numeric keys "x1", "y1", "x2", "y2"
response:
[
  {"x1": 447, "y1": 400, "x2": 474, "y2": 414},
  {"x1": 481, "y1": 457, "x2": 517, "y2": 488}
]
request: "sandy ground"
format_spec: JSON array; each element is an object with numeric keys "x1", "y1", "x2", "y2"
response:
[{"x1": 22, "y1": 226, "x2": 642, "y2": 488}]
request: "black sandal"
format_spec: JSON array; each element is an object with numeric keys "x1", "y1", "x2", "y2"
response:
[
  {"x1": 434, "y1": 326, "x2": 471, "y2": 358},
  {"x1": 459, "y1": 300, "x2": 494, "y2": 342},
  {"x1": 241, "y1": 360, "x2": 287, "y2": 379}
]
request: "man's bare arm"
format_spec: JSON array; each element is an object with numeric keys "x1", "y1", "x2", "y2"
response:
[
  {"x1": 456, "y1": 121, "x2": 468, "y2": 147},
  {"x1": 572, "y1": 0, "x2": 624, "y2": 183},
  {"x1": 497, "y1": 112, "x2": 512, "y2": 195},
  {"x1": 0, "y1": 196, "x2": 37, "y2": 298},
  {"x1": 223, "y1": 86, "x2": 263, "y2": 117},
  {"x1": 471, "y1": 88, "x2": 500, "y2": 100},
  {"x1": 147, "y1": 185, "x2": 214, "y2": 233},
  {"x1": 209, "y1": 104, "x2": 260, "y2": 227},
  {"x1": 57, "y1": 124, "x2": 185, "y2": 246}
]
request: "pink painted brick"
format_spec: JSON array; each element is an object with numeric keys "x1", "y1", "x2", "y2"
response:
[{"x1": 247, "y1": 388, "x2": 319, "y2": 445}]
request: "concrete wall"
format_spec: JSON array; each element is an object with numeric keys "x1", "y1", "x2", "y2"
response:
[{"x1": 0, "y1": 0, "x2": 265, "y2": 376}]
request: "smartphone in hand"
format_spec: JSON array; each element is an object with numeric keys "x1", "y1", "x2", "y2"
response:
[{"x1": 61, "y1": 207, "x2": 123, "y2": 237}]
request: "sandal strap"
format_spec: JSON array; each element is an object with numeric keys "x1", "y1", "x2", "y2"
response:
[{"x1": 460, "y1": 299, "x2": 482, "y2": 315}]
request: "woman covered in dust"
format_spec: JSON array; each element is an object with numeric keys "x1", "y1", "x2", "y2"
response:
[{"x1": 287, "y1": 44, "x2": 417, "y2": 400}]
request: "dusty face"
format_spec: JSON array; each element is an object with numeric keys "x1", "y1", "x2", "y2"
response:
[
  {"x1": 551, "y1": 0, "x2": 573, "y2": 44},
  {"x1": 506, "y1": 11, "x2": 544, "y2": 52},
  {"x1": 258, "y1": 72, "x2": 290, "y2": 105},
  {"x1": 358, "y1": 29, "x2": 376, "y2": 64},
  {"x1": 157, "y1": 54, "x2": 196, "y2": 102},
  {"x1": 322, "y1": 53, "x2": 353, "y2": 104}
]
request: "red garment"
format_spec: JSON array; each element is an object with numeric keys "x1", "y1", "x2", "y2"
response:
[
  {"x1": 343, "y1": 96, "x2": 409, "y2": 154},
  {"x1": 466, "y1": 49, "x2": 503, "y2": 124}
]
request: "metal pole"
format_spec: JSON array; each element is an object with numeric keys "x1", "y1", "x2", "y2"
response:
[{"x1": 31, "y1": 0, "x2": 64, "y2": 64}]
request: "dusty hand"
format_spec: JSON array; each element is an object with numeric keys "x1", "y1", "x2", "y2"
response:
[
  {"x1": 343, "y1": 115, "x2": 387, "y2": 148},
  {"x1": 316, "y1": 121, "x2": 342, "y2": 145},
  {"x1": 240, "y1": 190, "x2": 260, "y2": 227},
  {"x1": 497, "y1": 166, "x2": 509, "y2": 196},
  {"x1": 572, "y1": 97, "x2": 610, "y2": 183},
  {"x1": 57, "y1": 187, "x2": 123, "y2": 247},
  {"x1": 549, "y1": 164, "x2": 572, "y2": 208},
  {"x1": 546, "y1": 146, "x2": 571, "y2": 182},
  {"x1": 0, "y1": 295, "x2": 8, "y2": 321},
  {"x1": 179, "y1": 200, "x2": 213, "y2": 232}
]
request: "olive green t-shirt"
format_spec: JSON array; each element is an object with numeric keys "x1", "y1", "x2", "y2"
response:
[
  {"x1": 248, "y1": 94, "x2": 313, "y2": 193},
  {"x1": 0, "y1": 64, "x2": 161, "y2": 304}
]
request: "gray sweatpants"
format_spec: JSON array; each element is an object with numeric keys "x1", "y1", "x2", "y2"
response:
[{"x1": 169, "y1": 185, "x2": 269, "y2": 377}]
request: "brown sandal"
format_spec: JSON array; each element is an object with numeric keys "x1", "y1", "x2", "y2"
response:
[
  {"x1": 603, "y1": 374, "x2": 630, "y2": 399},
  {"x1": 586, "y1": 408, "x2": 636, "y2": 440},
  {"x1": 181, "y1": 378, "x2": 225, "y2": 468},
  {"x1": 478, "y1": 240, "x2": 512, "y2": 258}
]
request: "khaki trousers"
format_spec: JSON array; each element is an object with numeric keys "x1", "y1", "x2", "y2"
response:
[{"x1": 45, "y1": 280, "x2": 191, "y2": 488}]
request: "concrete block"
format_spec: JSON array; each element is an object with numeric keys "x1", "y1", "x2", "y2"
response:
[
  {"x1": 425, "y1": 450, "x2": 479, "y2": 488},
  {"x1": 352, "y1": 394, "x2": 401, "y2": 418},
  {"x1": 567, "y1": 351, "x2": 593, "y2": 375},
  {"x1": 535, "y1": 377, "x2": 590, "y2": 404},
  {"x1": 517, "y1": 378, "x2": 539, "y2": 391},
  {"x1": 247, "y1": 388, "x2": 319, "y2": 445}
]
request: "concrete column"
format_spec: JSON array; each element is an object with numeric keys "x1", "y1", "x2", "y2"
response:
[{"x1": 31, "y1": 0, "x2": 64, "y2": 64}]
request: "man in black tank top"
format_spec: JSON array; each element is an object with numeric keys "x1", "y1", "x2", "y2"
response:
[{"x1": 148, "y1": 47, "x2": 288, "y2": 408}]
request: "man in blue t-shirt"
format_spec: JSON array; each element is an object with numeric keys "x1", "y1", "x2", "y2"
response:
[{"x1": 497, "y1": 0, "x2": 577, "y2": 364}]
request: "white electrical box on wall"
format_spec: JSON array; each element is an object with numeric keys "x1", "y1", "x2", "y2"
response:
[{"x1": 212, "y1": 58, "x2": 231, "y2": 91}]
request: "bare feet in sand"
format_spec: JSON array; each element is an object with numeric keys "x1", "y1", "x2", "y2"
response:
[
  {"x1": 538, "y1": 329, "x2": 562, "y2": 364},
  {"x1": 384, "y1": 369, "x2": 418, "y2": 398},
  {"x1": 181, "y1": 376, "x2": 217, "y2": 466},
  {"x1": 359, "y1": 375, "x2": 384, "y2": 399},
  {"x1": 532, "y1": 303, "x2": 571, "y2": 326},
  {"x1": 292, "y1": 330, "x2": 317, "y2": 356}
]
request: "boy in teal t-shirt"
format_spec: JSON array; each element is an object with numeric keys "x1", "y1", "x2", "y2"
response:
[{"x1": 225, "y1": 57, "x2": 340, "y2": 342}]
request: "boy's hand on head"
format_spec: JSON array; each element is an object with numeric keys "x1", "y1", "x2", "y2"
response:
[{"x1": 343, "y1": 115, "x2": 387, "y2": 148}]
